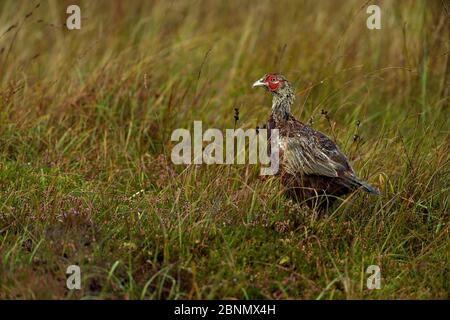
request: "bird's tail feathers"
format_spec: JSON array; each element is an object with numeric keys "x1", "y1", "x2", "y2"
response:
[{"x1": 346, "y1": 175, "x2": 380, "y2": 195}]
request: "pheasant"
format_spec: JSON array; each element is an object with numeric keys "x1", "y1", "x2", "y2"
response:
[{"x1": 252, "y1": 73, "x2": 379, "y2": 207}]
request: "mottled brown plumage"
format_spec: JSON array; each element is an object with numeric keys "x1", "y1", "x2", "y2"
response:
[{"x1": 253, "y1": 73, "x2": 379, "y2": 207}]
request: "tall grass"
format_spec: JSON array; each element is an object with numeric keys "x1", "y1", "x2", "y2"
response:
[{"x1": 0, "y1": 0, "x2": 449, "y2": 299}]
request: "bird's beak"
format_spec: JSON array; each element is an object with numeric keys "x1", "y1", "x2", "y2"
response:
[{"x1": 252, "y1": 78, "x2": 266, "y2": 88}]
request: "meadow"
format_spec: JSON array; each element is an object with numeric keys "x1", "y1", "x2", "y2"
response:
[{"x1": 0, "y1": 0, "x2": 449, "y2": 299}]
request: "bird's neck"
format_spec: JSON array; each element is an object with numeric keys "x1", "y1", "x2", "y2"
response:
[{"x1": 271, "y1": 89, "x2": 295, "y2": 122}]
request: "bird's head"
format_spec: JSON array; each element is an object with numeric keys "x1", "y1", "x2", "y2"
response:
[
  {"x1": 252, "y1": 73, "x2": 295, "y2": 119},
  {"x1": 252, "y1": 73, "x2": 290, "y2": 95}
]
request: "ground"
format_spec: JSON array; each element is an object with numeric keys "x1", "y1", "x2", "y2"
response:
[{"x1": 0, "y1": 0, "x2": 449, "y2": 299}]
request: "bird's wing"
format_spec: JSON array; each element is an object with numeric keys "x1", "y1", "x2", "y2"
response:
[{"x1": 281, "y1": 123, "x2": 353, "y2": 178}]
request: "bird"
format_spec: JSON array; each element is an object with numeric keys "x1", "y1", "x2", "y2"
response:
[{"x1": 252, "y1": 73, "x2": 379, "y2": 207}]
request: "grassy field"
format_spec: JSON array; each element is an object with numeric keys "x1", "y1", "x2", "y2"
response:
[{"x1": 0, "y1": 0, "x2": 449, "y2": 299}]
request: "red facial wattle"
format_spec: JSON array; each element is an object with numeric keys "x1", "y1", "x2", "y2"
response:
[
  {"x1": 264, "y1": 74, "x2": 282, "y2": 91},
  {"x1": 267, "y1": 81, "x2": 280, "y2": 91}
]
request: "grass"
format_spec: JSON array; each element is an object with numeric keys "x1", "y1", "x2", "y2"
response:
[{"x1": 0, "y1": 0, "x2": 449, "y2": 299}]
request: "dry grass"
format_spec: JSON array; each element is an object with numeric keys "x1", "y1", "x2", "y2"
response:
[{"x1": 0, "y1": 0, "x2": 449, "y2": 299}]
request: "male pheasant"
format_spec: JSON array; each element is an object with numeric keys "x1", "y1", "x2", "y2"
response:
[{"x1": 253, "y1": 73, "x2": 379, "y2": 207}]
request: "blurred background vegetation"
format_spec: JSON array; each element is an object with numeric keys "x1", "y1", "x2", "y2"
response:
[{"x1": 0, "y1": 0, "x2": 448, "y2": 299}]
